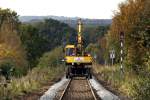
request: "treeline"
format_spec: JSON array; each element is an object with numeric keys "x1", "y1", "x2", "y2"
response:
[
  {"x1": 0, "y1": 8, "x2": 76, "y2": 78},
  {"x1": 112, "y1": 0, "x2": 149, "y2": 73},
  {"x1": 99, "y1": 0, "x2": 150, "y2": 73},
  {"x1": 93, "y1": 0, "x2": 150, "y2": 99}
]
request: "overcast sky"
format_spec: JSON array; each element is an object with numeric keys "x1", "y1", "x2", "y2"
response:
[{"x1": 0, "y1": 0, "x2": 126, "y2": 19}]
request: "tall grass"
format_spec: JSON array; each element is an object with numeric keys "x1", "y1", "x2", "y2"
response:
[
  {"x1": 93, "y1": 64, "x2": 150, "y2": 100},
  {"x1": 0, "y1": 46, "x2": 65, "y2": 99}
]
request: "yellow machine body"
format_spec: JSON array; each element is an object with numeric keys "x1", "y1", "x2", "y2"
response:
[
  {"x1": 65, "y1": 56, "x2": 92, "y2": 64},
  {"x1": 65, "y1": 45, "x2": 92, "y2": 65}
]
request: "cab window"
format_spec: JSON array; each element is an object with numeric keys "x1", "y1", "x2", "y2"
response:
[{"x1": 66, "y1": 48, "x2": 75, "y2": 56}]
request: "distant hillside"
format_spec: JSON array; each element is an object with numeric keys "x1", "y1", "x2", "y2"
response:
[{"x1": 19, "y1": 16, "x2": 112, "y2": 28}]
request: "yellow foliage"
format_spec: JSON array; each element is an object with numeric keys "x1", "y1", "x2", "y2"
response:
[{"x1": 0, "y1": 8, "x2": 28, "y2": 69}]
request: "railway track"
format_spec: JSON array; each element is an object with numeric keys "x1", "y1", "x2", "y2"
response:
[{"x1": 58, "y1": 77, "x2": 99, "y2": 100}]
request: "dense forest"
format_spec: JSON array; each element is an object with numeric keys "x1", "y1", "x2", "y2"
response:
[{"x1": 19, "y1": 19, "x2": 77, "y2": 68}]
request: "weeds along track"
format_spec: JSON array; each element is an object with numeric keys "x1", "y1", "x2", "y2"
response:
[{"x1": 58, "y1": 77, "x2": 99, "y2": 100}]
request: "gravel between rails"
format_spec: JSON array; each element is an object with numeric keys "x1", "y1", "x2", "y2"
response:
[{"x1": 59, "y1": 77, "x2": 100, "y2": 100}]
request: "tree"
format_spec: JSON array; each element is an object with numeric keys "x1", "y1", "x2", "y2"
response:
[
  {"x1": 108, "y1": 0, "x2": 150, "y2": 73},
  {"x1": 0, "y1": 8, "x2": 27, "y2": 75}
]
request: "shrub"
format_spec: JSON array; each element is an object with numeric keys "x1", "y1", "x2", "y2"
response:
[
  {"x1": 38, "y1": 46, "x2": 64, "y2": 68},
  {"x1": 0, "y1": 60, "x2": 15, "y2": 80}
]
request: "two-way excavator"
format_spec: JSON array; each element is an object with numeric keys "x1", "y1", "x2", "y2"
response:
[{"x1": 64, "y1": 19, "x2": 93, "y2": 79}]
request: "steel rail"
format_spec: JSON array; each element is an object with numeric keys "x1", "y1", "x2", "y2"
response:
[
  {"x1": 87, "y1": 79, "x2": 97, "y2": 100},
  {"x1": 59, "y1": 79, "x2": 72, "y2": 100}
]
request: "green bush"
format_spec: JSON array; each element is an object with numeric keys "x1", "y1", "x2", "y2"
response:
[
  {"x1": 0, "y1": 60, "x2": 28, "y2": 79},
  {"x1": 0, "y1": 61, "x2": 15, "y2": 80},
  {"x1": 38, "y1": 46, "x2": 64, "y2": 68}
]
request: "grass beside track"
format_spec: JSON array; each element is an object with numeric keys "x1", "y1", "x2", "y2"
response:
[
  {"x1": 93, "y1": 64, "x2": 150, "y2": 100},
  {"x1": 0, "y1": 66, "x2": 65, "y2": 99},
  {"x1": 0, "y1": 47, "x2": 65, "y2": 99}
]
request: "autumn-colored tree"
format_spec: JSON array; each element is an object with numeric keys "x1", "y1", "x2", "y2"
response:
[
  {"x1": 0, "y1": 8, "x2": 27, "y2": 76},
  {"x1": 108, "y1": 0, "x2": 150, "y2": 73}
]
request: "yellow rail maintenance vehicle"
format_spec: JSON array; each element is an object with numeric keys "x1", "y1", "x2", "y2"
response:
[{"x1": 64, "y1": 19, "x2": 93, "y2": 79}]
